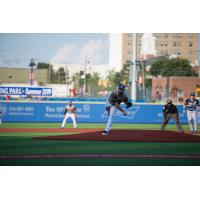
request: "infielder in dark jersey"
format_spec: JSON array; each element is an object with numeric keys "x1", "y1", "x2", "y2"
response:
[
  {"x1": 184, "y1": 92, "x2": 200, "y2": 133},
  {"x1": 102, "y1": 83, "x2": 132, "y2": 135},
  {"x1": 160, "y1": 99, "x2": 184, "y2": 133}
]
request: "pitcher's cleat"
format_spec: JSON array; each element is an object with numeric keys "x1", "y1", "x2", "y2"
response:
[{"x1": 102, "y1": 130, "x2": 110, "y2": 135}]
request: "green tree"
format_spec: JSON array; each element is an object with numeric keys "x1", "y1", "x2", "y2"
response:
[
  {"x1": 121, "y1": 61, "x2": 131, "y2": 83},
  {"x1": 37, "y1": 62, "x2": 52, "y2": 69},
  {"x1": 106, "y1": 69, "x2": 118, "y2": 91},
  {"x1": 37, "y1": 62, "x2": 53, "y2": 84},
  {"x1": 150, "y1": 57, "x2": 197, "y2": 77},
  {"x1": 149, "y1": 57, "x2": 167, "y2": 77},
  {"x1": 106, "y1": 62, "x2": 132, "y2": 92},
  {"x1": 86, "y1": 72, "x2": 100, "y2": 96},
  {"x1": 57, "y1": 67, "x2": 66, "y2": 84},
  {"x1": 71, "y1": 72, "x2": 84, "y2": 89},
  {"x1": 114, "y1": 72, "x2": 123, "y2": 86},
  {"x1": 37, "y1": 63, "x2": 68, "y2": 84}
]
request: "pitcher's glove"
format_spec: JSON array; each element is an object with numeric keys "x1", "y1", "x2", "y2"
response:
[{"x1": 125, "y1": 102, "x2": 132, "y2": 109}]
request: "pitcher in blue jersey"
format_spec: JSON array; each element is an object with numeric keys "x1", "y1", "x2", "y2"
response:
[{"x1": 102, "y1": 83, "x2": 133, "y2": 135}]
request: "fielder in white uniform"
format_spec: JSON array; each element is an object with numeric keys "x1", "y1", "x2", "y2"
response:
[
  {"x1": 184, "y1": 92, "x2": 199, "y2": 133},
  {"x1": 61, "y1": 102, "x2": 77, "y2": 128},
  {"x1": 102, "y1": 83, "x2": 132, "y2": 135}
]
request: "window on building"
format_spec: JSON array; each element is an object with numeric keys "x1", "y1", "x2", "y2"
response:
[
  {"x1": 164, "y1": 51, "x2": 168, "y2": 56},
  {"x1": 189, "y1": 41, "x2": 193, "y2": 47},
  {"x1": 155, "y1": 33, "x2": 160, "y2": 38},
  {"x1": 173, "y1": 33, "x2": 177, "y2": 38},
  {"x1": 189, "y1": 33, "x2": 193, "y2": 38},
  {"x1": 137, "y1": 33, "x2": 143, "y2": 37},
  {"x1": 173, "y1": 41, "x2": 177, "y2": 46},
  {"x1": 164, "y1": 33, "x2": 168, "y2": 38},
  {"x1": 177, "y1": 33, "x2": 182, "y2": 38},
  {"x1": 177, "y1": 41, "x2": 181, "y2": 46},
  {"x1": 165, "y1": 42, "x2": 168, "y2": 46}
]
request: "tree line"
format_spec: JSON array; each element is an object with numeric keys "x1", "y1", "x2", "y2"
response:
[{"x1": 37, "y1": 57, "x2": 198, "y2": 96}]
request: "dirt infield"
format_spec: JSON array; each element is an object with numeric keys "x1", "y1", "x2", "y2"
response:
[
  {"x1": 36, "y1": 129, "x2": 200, "y2": 142},
  {"x1": 0, "y1": 128, "x2": 101, "y2": 133},
  {"x1": 1, "y1": 128, "x2": 200, "y2": 142}
]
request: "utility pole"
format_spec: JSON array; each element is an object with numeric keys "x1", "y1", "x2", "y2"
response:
[
  {"x1": 140, "y1": 58, "x2": 146, "y2": 100},
  {"x1": 84, "y1": 57, "x2": 86, "y2": 96},
  {"x1": 192, "y1": 50, "x2": 200, "y2": 77},
  {"x1": 28, "y1": 58, "x2": 36, "y2": 86},
  {"x1": 130, "y1": 33, "x2": 138, "y2": 101},
  {"x1": 48, "y1": 64, "x2": 51, "y2": 85},
  {"x1": 84, "y1": 56, "x2": 90, "y2": 96},
  {"x1": 66, "y1": 66, "x2": 69, "y2": 97}
]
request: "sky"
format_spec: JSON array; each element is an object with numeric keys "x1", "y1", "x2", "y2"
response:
[
  {"x1": 1, "y1": 33, "x2": 200, "y2": 68},
  {"x1": 0, "y1": 33, "x2": 109, "y2": 67}
]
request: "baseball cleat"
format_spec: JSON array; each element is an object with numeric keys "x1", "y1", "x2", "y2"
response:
[{"x1": 102, "y1": 130, "x2": 110, "y2": 135}]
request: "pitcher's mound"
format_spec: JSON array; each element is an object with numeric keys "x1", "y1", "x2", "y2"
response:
[{"x1": 37, "y1": 129, "x2": 200, "y2": 142}]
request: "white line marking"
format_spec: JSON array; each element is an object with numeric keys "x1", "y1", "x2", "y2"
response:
[{"x1": 0, "y1": 154, "x2": 200, "y2": 160}]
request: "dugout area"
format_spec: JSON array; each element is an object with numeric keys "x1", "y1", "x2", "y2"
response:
[{"x1": 0, "y1": 123, "x2": 200, "y2": 166}]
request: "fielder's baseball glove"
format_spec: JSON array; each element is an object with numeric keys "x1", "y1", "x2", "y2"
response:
[{"x1": 125, "y1": 102, "x2": 132, "y2": 109}]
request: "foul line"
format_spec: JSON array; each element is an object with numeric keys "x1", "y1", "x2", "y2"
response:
[{"x1": 0, "y1": 154, "x2": 200, "y2": 160}]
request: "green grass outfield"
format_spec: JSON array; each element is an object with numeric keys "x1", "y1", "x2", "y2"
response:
[{"x1": 0, "y1": 123, "x2": 200, "y2": 166}]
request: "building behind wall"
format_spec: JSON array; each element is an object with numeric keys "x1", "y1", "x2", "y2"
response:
[
  {"x1": 135, "y1": 33, "x2": 198, "y2": 65},
  {"x1": 109, "y1": 33, "x2": 135, "y2": 71},
  {"x1": 152, "y1": 76, "x2": 200, "y2": 103},
  {"x1": 110, "y1": 33, "x2": 198, "y2": 69},
  {"x1": 0, "y1": 67, "x2": 48, "y2": 85}
]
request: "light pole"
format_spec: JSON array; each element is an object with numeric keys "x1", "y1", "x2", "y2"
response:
[
  {"x1": 65, "y1": 66, "x2": 69, "y2": 97},
  {"x1": 28, "y1": 58, "x2": 36, "y2": 86},
  {"x1": 83, "y1": 56, "x2": 90, "y2": 96},
  {"x1": 191, "y1": 50, "x2": 200, "y2": 77}
]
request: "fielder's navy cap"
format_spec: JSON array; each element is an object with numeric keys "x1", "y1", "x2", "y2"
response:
[
  {"x1": 190, "y1": 92, "x2": 195, "y2": 96},
  {"x1": 167, "y1": 99, "x2": 172, "y2": 104},
  {"x1": 118, "y1": 83, "x2": 125, "y2": 90}
]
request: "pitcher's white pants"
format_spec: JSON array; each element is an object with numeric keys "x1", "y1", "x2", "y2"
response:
[
  {"x1": 187, "y1": 110, "x2": 197, "y2": 131},
  {"x1": 61, "y1": 113, "x2": 77, "y2": 128},
  {"x1": 105, "y1": 105, "x2": 118, "y2": 133}
]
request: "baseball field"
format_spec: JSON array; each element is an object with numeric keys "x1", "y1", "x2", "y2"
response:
[{"x1": 0, "y1": 123, "x2": 200, "y2": 166}]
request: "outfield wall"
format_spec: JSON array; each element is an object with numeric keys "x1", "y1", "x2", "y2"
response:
[{"x1": 0, "y1": 101, "x2": 194, "y2": 124}]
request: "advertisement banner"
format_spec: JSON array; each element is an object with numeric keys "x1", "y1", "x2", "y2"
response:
[
  {"x1": 0, "y1": 102, "x2": 188, "y2": 124},
  {"x1": 0, "y1": 86, "x2": 52, "y2": 96}
]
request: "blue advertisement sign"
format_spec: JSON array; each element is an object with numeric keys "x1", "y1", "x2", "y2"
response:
[
  {"x1": 0, "y1": 102, "x2": 189, "y2": 124},
  {"x1": 0, "y1": 87, "x2": 52, "y2": 96}
]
